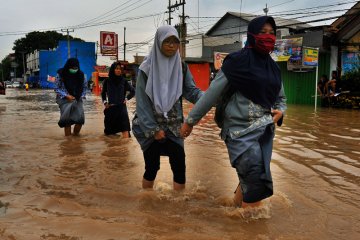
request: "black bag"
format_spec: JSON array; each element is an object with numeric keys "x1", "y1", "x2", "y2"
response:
[{"x1": 214, "y1": 84, "x2": 235, "y2": 128}]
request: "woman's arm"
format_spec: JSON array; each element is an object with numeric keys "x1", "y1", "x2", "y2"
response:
[
  {"x1": 272, "y1": 83, "x2": 287, "y2": 126},
  {"x1": 185, "y1": 70, "x2": 228, "y2": 126},
  {"x1": 125, "y1": 80, "x2": 135, "y2": 100},
  {"x1": 135, "y1": 71, "x2": 160, "y2": 137},
  {"x1": 101, "y1": 79, "x2": 108, "y2": 103},
  {"x1": 182, "y1": 64, "x2": 204, "y2": 104},
  {"x1": 54, "y1": 74, "x2": 69, "y2": 98},
  {"x1": 81, "y1": 76, "x2": 87, "y2": 99}
]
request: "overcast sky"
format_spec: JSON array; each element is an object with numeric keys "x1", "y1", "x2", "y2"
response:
[{"x1": 0, "y1": 0, "x2": 356, "y2": 65}]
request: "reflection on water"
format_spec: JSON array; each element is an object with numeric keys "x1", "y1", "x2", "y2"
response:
[{"x1": 0, "y1": 89, "x2": 359, "y2": 240}]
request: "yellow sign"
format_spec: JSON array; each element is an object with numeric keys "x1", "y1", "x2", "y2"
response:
[{"x1": 303, "y1": 48, "x2": 319, "y2": 66}]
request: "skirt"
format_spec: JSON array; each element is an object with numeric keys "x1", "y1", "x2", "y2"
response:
[
  {"x1": 104, "y1": 104, "x2": 130, "y2": 135},
  {"x1": 225, "y1": 124, "x2": 275, "y2": 203}
]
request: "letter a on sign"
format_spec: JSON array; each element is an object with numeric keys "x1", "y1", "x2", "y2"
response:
[{"x1": 104, "y1": 35, "x2": 113, "y2": 46}]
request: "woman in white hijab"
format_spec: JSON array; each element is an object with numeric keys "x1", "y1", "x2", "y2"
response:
[{"x1": 132, "y1": 25, "x2": 203, "y2": 190}]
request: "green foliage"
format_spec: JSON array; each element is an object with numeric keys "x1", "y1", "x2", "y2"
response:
[
  {"x1": 341, "y1": 68, "x2": 360, "y2": 92},
  {"x1": 12, "y1": 31, "x2": 83, "y2": 53},
  {"x1": 336, "y1": 95, "x2": 360, "y2": 109},
  {"x1": 1, "y1": 31, "x2": 84, "y2": 79}
]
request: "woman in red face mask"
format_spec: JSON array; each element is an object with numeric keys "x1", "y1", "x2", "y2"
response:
[{"x1": 181, "y1": 16, "x2": 287, "y2": 209}]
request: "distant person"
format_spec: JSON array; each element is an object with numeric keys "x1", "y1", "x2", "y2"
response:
[
  {"x1": 25, "y1": 83, "x2": 29, "y2": 91},
  {"x1": 132, "y1": 25, "x2": 203, "y2": 191},
  {"x1": 181, "y1": 16, "x2": 287, "y2": 208},
  {"x1": 325, "y1": 71, "x2": 340, "y2": 97},
  {"x1": 0, "y1": 81, "x2": 5, "y2": 95},
  {"x1": 55, "y1": 58, "x2": 87, "y2": 136},
  {"x1": 101, "y1": 61, "x2": 135, "y2": 137},
  {"x1": 317, "y1": 74, "x2": 328, "y2": 97}
]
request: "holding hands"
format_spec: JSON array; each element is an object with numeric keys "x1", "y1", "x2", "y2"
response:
[
  {"x1": 155, "y1": 130, "x2": 166, "y2": 141},
  {"x1": 271, "y1": 109, "x2": 283, "y2": 124},
  {"x1": 180, "y1": 122, "x2": 193, "y2": 138},
  {"x1": 66, "y1": 95, "x2": 75, "y2": 101}
]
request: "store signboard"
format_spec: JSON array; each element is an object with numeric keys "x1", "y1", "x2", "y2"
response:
[
  {"x1": 303, "y1": 47, "x2": 319, "y2": 66},
  {"x1": 271, "y1": 37, "x2": 303, "y2": 62},
  {"x1": 100, "y1": 31, "x2": 118, "y2": 56}
]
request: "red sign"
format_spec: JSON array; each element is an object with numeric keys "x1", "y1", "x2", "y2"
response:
[{"x1": 100, "y1": 31, "x2": 118, "y2": 55}]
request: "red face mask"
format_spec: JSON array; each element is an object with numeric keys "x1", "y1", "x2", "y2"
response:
[{"x1": 249, "y1": 33, "x2": 276, "y2": 55}]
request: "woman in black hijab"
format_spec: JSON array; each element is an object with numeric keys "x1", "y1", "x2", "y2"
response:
[
  {"x1": 55, "y1": 58, "x2": 87, "y2": 136},
  {"x1": 181, "y1": 16, "x2": 287, "y2": 208},
  {"x1": 101, "y1": 61, "x2": 135, "y2": 137}
]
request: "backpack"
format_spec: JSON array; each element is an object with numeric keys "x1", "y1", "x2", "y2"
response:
[{"x1": 214, "y1": 83, "x2": 235, "y2": 128}]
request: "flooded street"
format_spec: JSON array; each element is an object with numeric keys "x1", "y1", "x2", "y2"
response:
[{"x1": 1, "y1": 89, "x2": 359, "y2": 240}]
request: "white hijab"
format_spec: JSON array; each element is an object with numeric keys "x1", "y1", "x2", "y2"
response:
[{"x1": 139, "y1": 25, "x2": 183, "y2": 116}]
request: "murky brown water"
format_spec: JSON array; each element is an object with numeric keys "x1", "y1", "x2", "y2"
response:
[{"x1": 0, "y1": 89, "x2": 359, "y2": 240}]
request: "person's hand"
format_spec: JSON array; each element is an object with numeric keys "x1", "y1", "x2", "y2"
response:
[
  {"x1": 123, "y1": 99, "x2": 127, "y2": 104},
  {"x1": 271, "y1": 109, "x2": 283, "y2": 124},
  {"x1": 104, "y1": 102, "x2": 110, "y2": 109},
  {"x1": 180, "y1": 123, "x2": 193, "y2": 138},
  {"x1": 154, "y1": 130, "x2": 166, "y2": 141},
  {"x1": 66, "y1": 95, "x2": 75, "y2": 101}
]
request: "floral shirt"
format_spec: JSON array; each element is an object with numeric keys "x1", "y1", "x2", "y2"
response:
[{"x1": 54, "y1": 74, "x2": 87, "y2": 99}]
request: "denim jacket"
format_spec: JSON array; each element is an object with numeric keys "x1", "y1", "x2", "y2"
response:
[{"x1": 186, "y1": 70, "x2": 287, "y2": 140}]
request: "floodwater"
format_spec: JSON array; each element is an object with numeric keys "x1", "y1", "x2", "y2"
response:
[{"x1": 0, "y1": 88, "x2": 359, "y2": 240}]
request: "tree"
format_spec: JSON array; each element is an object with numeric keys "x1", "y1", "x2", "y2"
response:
[{"x1": 1, "y1": 31, "x2": 84, "y2": 80}]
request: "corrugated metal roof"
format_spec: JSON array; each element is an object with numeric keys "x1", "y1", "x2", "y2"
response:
[{"x1": 206, "y1": 12, "x2": 311, "y2": 35}]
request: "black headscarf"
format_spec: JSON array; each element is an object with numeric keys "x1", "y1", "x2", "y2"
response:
[
  {"x1": 221, "y1": 16, "x2": 281, "y2": 109},
  {"x1": 103, "y1": 61, "x2": 127, "y2": 104},
  {"x1": 108, "y1": 61, "x2": 124, "y2": 83},
  {"x1": 58, "y1": 58, "x2": 84, "y2": 100}
]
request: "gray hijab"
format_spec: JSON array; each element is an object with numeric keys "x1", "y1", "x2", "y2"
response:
[{"x1": 139, "y1": 25, "x2": 183, "y2": 116}]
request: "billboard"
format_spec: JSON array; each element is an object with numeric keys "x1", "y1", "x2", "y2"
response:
[
  {"x1": 271, "y1": 37, "x2": 303, "y2": 62},
  {"x1": 342, "y1": 52, "x2": 360, "y2": 74},
  {"x1": 100, "y1": 31, "x2": 118, "y2": 55},
  {"x1": 303, "y1": 47, "x2": 319, "y2": 66}
]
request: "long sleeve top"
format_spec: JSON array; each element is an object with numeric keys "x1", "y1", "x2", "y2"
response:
[
  {"x1": 134, "y1": 64, "x2": 203, "y2": 139},
  {"x1": 185, "y1": 70, "x2": 287, "y2": 140},
  {"x1": 54, "y1": 74, "x2": 87, "y2": 99},
  {"x1": 101, "y1": 78, "x2": 135, "y2": 105}
]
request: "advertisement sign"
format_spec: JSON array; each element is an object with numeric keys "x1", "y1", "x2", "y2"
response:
[
  {"x1": 271, "y1": 37, "x2": 303, "y2": 62},
  {"x1": 214, "y1": 52, "x2": 229, "y2": 70},
  {"x1": 342, "y1": 52, "x2": 360, "y2": 74},
  {"x1": 100, "y1": 31, "x2": 118, "y2": 55},
  {"x1": 303, "y1": 47, "x2": 319, "y2": 66}
]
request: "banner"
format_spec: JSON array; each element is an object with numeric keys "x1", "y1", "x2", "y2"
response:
[
  {"x1": 214, "y1": 52, "x2": 228, "y2": 70},
  {"x1": 303, "y1": 47, "x2": 319, "y2": 66},
  {"x1": 342, "y1": 52, "x2": 360, "y2": 74},
  {"x1": 271, "y1": 37, "x2": 303, "y2": 62}
]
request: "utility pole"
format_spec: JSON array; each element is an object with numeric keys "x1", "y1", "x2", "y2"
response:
[
  {"x1": 20, "y1": 51, "x2": 26, "y2": 80},
  {"x1": 123, "y1": 27, "x2": 126, "y2": 61},
  {"x1": 61, "y1": 28, "x2": 74, "y2": 59},
  {"x1": 263, "y1": 3, "x2": 269, "y2": 16},
  {"x1": 166, "y1": 0, "x2": 174, "y2": 25},
  {"x1": 168, "y1": 0, "x2": 187, "y2": 58}
]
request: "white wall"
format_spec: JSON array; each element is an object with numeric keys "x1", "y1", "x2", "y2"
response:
[
  {"x1": 186, "y1": 34, "x2": 203, "y2": 58},
  {"x1": 330, "y1": 46, "x2": 338, "y2": 76}
]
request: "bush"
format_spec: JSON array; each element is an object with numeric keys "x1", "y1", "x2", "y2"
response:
[{"x1": 341, "y1": 68, "x2": 360, "y2": 92}]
